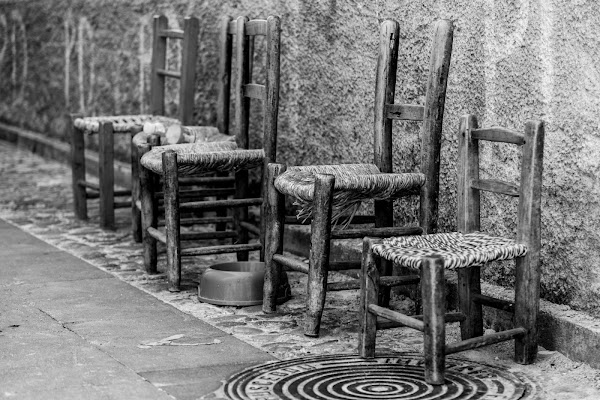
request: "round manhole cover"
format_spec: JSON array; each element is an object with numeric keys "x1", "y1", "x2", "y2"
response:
[{"x1": 222, "y1": 354, "x2": 538, "y2": 399}]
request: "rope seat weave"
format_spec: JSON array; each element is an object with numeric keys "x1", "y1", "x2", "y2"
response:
[
  {"x1": 275, "y1": 164, "x2": 425, "y2": 226},
  {"x1": 372, "y1": 232, "x2": 528, "y2": 270},
  {"x1": 141, "y1": 142, "x2": 265, "y2": 176},
  {"x1": 74, "y1": 115, "x2": 179, "y2": 134},
  {"x1": 132, "y1": 127, "x2": 234, "y2": 148}
]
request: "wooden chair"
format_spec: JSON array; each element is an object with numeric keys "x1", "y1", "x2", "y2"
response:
[
  {"x1": 70, "y1": 15, "x2": 199, "y2": 230},
  {"x1": 139, "y1": 16, "x2": 281, "y2": 291},
  {"x1": 131, "y1": 16, "x2": 237, "y2": 242},
  {"x1": 359, "y1": 116, "x2": 545, "y2": 385},
  {"x1": 262, "y1": 19, "x2": 453, "y2": 337}
]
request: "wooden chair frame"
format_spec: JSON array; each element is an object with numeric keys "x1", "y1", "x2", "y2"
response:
[
  {"x1": 263, "y1": 19, "x2": 453, "y2": 337},
  {"x1": 131, "y1": 16, "x2": 236, "y2": 242},
  {"x1": 359, "y1": 116, "x2": 545, "y2": 384},
  {"x1": 70, "y1": 15, "x2": 198, "y2": 230},
  {"x1": 140, "y1": 16, "x2": 281, "y2": 291}
]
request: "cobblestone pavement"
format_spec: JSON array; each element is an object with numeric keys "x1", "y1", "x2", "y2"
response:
[{"x1": 2, "y1": 140, "x2": 600, "y2": 399}]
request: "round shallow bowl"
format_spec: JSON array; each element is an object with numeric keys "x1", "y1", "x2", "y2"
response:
[{"x1": 198, "y1": 261, "x2": 291, "y2": 306}]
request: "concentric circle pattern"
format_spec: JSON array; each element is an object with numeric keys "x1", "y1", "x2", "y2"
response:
[{"x1": 223, "y1": 354, "x2": 538, "y2": 400}]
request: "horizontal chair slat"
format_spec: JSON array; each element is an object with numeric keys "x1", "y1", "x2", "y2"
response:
[
  {"x1": 386, "y1": 104, "x2": 425, "y2": 121},
  {"x1": 244, "y1": 83, "x2": 266, "y2": 100},
  {"x1": 179, "y1": 198, "x2": 262, "y2": 211},
  {"x1": 331, "y1": 226, "x2": 423, "y2": 239},
  {"x1": 377, "y1": 312, "x2": 466, "y2": 330},
  {"x1": 328, "y1": 261, "x2": 361, "y2": 270},
  {"x1": 239, "y1": 221, "x2": 260, "y2": 236},
  {"x1": 155, "y1": 188, "x2": 236, "y2": 198},
  {"x1": 159, "y1": 29, "x2": 184, "y2": 39},
  {"x1": 327, "y1": 280, "x2": 360, "y2": 291},
  {"x1": 471, "y1": 127, "x2": 525, "y2": 145},
  {"x1": 78, "y1": 179, "x2": 98, "y2": 191},
  {"x1": 156, "y1": 68, "x2": 181, "y2": 79},
  {"x1": 158, "y1": 216, "x2": 233, "y2": 226},
  {"x1": 379, "y1": 275, "x2": 421, "y2": 287},
  {"x1": 114, "y1": 201, "x2": 131, "y2": 209},
  {"x1": 471, "y1": 179, "x2": 519, "y2": 197},
  {"x1": 272, "y1": 254, "x2": 308, "y2": 274},
  {"x1": 445, "y1": 327, "x2": 526, "y2": 355},
  {"x1": 368, "y1": 304, "x2": 425, "y2": 331},
  {"x1": 147, "y1": 227, "x2": 166, "y2": 243},
  {"x1": 245, "y1": 19, "x2": 267, "y2": 36},
  {"x1": 180, "y1": 231, "x2": 237, "y2": 240},
  {"x1": 178, "y1": 176, "x2": 235, "y2": 185},
  {"x1": 472, "y1": 293, "x2": 515, "y2": 313},
  {"x1": 181, "y1": 242, "x2": 261, "y2": 256},
  {"x1": 86, "y1": 191, "x2": 99, "y2": 199}
]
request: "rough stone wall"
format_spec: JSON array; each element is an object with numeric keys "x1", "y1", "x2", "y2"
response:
[{"x1": 1, "y1": 0, "x2": 600, "y2": 315}]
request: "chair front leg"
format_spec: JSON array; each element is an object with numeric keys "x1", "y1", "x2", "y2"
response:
[
  {"x1": 98, "y1": 122, "x2": 115, "y2": 230},
  {"x1": 305, "y1": 173, "x2": 334, "y2": 337},
  {"x1": 457, "y1": 266, "x2": 483, "y2": 340},
  {"x1": 359, "y1": 237, "x2": 380, "y2": 358},
  {"x1": 163, "y1": 151, "x2": 181, "y2": 292},
  {"x1": 514, "y1": 254, "x2": 540, "y2": 364},
  {"x1": 70, "y1": 115, "x2": 87, "y2": 220},
  {"x1": 263, "y1": 163, "x2": 286, "y2": 313},
  {"x1": 140, "y1": 146, "x2": 158, "y2": 274},
  {"x1": 131, "y1": 139, "x2": 143, "y2": 243},
  {"x1": 422, "y1": 255, "x2": 446, "y2": 385}
]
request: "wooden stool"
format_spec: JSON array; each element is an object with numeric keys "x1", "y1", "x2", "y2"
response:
[
  {"x1": 139, "y1": 16, "x2": 281, "y2": 291},
  {"x1": 262, "y1": 19, "x2": 453, "y2": 337},
  {"x1": 70, "y1": 15, "x2": 198, "y2": 230},
  {"x1": 359, "y1": 116, "x2": 545, "y2": 385}
]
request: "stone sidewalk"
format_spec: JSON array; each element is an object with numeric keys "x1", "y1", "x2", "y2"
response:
[{"x1": 1, "y1": 140, "x2": 600, "y2": 399}]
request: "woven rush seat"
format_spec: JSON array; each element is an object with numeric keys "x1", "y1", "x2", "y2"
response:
[
  {"x1": 74, "y1": 115, "x2": 179, "y2": 134},
  {"x1": 274, "y1": 163, "x2": 425, "y2": 222},
  {"x1": 372, "y1": 232, "x2": 528, "y2": 270},
  {"x1": 132, "y1": 127, "x2": 234, "y2": 147},
  {"x1": 140, "y1": 142, "x2": 266, "y2": 176}
]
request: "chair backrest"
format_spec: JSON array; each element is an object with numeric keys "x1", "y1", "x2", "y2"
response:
[
  {"x1": 233, "y1": 16, "x2": 281, "y2": 165},
  {"x1": 150, "y1": 15, "x2": 199, "y2": 125},
  {"x1": 457, "y1": 114, "x2": 545, "y2": 252},
  {"x1": 373, "y1": 19, "x2": 453, "y2": 234}
]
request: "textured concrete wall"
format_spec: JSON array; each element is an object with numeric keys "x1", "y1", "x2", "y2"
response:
[{"x1": 1, "y1": 0, "x2": 600, "y2": 315}]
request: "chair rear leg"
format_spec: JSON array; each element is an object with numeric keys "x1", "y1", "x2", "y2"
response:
[
  {"x1": 98, "y1": 122, "x2": 115, "y2": 230},
  {"x1": 359, "y1": 238, "x2": 379, "y2": 358},
  {"x1": 70, "y1": 116, "x2": 88, "y2": 220},
  {"x1": 457, "y1": 266, "x2": 483, "y2": 340},
  {"x1": 422, "y1": 256, "x2": 446, "y2": 385},
  {"x1": 263, "y1": 163, "x2": 286, "y2": 313},
  {"x1": 514, "y1": 255, "x2": 540, "y2": 364},
  {"x1": 131, "y1": 139, "x2": 143, "y2": 242},
  {"x1": 163, "y1": 151, "x2": 182, "y2": 292},
  {"x1": 304, "y1": 173, "x2": 334, "y2": 337}
]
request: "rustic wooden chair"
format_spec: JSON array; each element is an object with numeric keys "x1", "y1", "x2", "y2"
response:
[
  {"x1": 70, "y1": 15, "x2": 199, "y2": 230},
  {"x1": 139, "y1": 16, "x2": 281, "y2": 291},
  {"x1": 131, "y1": 16, "x2": 237, "y2": 242},
  {"x1": 359, "y1": 115, "x2": 545, "y2": 385},
  {"x1": 262, "y1": 19, "x2": 453, "y2": 337}
]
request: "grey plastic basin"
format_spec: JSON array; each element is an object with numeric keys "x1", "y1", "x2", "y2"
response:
[{"x1": 198, "y1": 261, "x2": 291, "y2": 306}]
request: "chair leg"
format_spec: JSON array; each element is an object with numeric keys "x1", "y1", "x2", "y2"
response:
[
  {"x1": 304, "y1": 173, "x2": 334, "y2": 337},
  {"x1": 140, "y1": 144, "x2": 157, "y2": 274},
  {"x1": 234, "y1": 169, "x2": 249, "y2": 261},
  {"x1": 457, "y1": 266, "x2": 483, "y2": 340},
  {"x1": 70, "y1": 117, "x2": 87, "y2": 220},
  {"x1": 163, "y1": 151, "x2": 181, "y2": 292},
  {"x1": 98, "y1": 122, "x2": 115, "y2": 230},
  {"x1": 422, "y1": 255, "x2": 446, "y2": 385},
  {"x1": 263, "y1": 163, "x2": 286, "y2": 313},
  {"x1": 359, "y1": 238, "x2": 379, "y2": 358},
  {"x1": 514, "y1": 255, "x2": 540, "y2": 364},
  {"x1": 131, "y1": 139, "x2": 142, "y2": 242}
]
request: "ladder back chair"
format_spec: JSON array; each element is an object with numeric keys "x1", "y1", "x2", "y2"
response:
[
  {"x1": 359, "y1": 116, "x2": 545, "y2": 385},
  {"x1": 263, "y1": 19, "x2": 453, "y2": 337},
  {"x1": 131, "y1": 16, "x2": 237, "y2": 242},
  {"x1": 70, "y1": 15, "x2": 199, "y2": 230},
  {"x1": 139, "y1": 16, "x2": 281, "y2": 292}
]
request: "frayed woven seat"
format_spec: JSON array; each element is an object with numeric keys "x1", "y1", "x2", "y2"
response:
[
  {"x1": 141, "y1": 142, "x2": 266, "y2": 176},
  {"x1": 274, "y1": 164, "x2": 425, "y2": 223},
  {"x1": 74, "y1": 115, "x2": 180, "y2": 134},
  {"x1": 372, "y1": 232, "x2": 528, "y2": 270}
]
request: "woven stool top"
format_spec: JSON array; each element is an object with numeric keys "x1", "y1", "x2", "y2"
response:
[
  {"x1": 74, "y1": 115, "x2": 179, "y2": 134},
  {"x1": 275, "y1": 164, "x2": 425, "y2": 225},
  {"x1": 372, "y1": 232, "x2": 528, "y2": 270},
  {"x1": 140, "y1": 142, "x2": 265, "y2": 176}
]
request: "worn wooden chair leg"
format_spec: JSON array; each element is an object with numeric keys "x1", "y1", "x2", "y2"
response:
[
  {"x1": 263, "y1": 163, "x2": 286, "y2": 313},
  {"x1": 140, "y1": 144, "x2": 158, "y2": 274},
  {"x1": 305, "y1": 173, "x2": 335, "y2": 337},
  {"x1": 70, "y1": 115, "x2": 87, "y2": 220},
  {"x1": 131, "y1": 139, "x2": 142, "y2": 242},
  {"x1": 514, "y1": 255, "x2": 540, "y2": 364},
  {"x1": 163, "y1": 151, "x2": 181, "y2": 292},
  {"x1": 359, "y1": 237, "x2": 380, "y2": 358},
  {"x1": 422, "y1": 255, "x2": 446, "y2": 385},
  {"x1": 98, "y1": 122, "x2": 115, "y2": 230},
  {"x1": 457, "y1": 266, "x2": 483, "y2": 340},
  {"x1": 234, "y1": 169, "x2": 249, "y2": 261}
]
